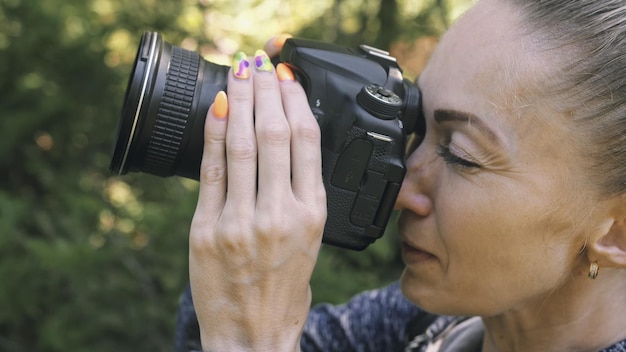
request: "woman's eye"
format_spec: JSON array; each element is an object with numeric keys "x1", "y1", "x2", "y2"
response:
[{"x1": 436, "y1": 144, "x2": 481, "y2": 169}]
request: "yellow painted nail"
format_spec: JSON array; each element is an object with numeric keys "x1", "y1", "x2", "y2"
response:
[
  {"x1": 233, "y1": 52, "x2": 250, "y2": 79},
  {"x1": 254, "y1": 50, "x2": 273, "y2": 72},
  {"x1": 276, "y1": 63, "x2": 295, "y2": 81},
  {"x1": 213, "y1": 91, "x2": 228, "y2": 119}
]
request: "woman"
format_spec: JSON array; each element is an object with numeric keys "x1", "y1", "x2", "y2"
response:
[{"x1": 177, "y1": 0, "x2": 626, "y2": 350}]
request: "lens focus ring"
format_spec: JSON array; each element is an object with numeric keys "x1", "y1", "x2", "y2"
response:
[{"x1": 143, "y1": 46, "x2": 200, "y2": 176}]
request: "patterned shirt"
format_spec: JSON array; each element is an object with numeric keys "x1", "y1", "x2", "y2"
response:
[{"x1": 175, "y1": 282, "x2": 626, "y2": 352}]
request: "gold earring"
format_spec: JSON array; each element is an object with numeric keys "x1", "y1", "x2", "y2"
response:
[{"x1": 588, "y1": 262, "x2": 599, "y2": 279}]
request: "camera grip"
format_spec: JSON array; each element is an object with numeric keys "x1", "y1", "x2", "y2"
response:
[{"x1": 321, "y1": 127, "x2": 405, "y2": 250}]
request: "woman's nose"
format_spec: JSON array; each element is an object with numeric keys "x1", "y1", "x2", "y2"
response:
[{"x1": 394, "y1": 144, "x2": 436, "y2": 217}]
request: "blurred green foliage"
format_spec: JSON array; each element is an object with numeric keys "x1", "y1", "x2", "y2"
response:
[{"x1": 0, "y1": 0, "x2": 470, "y2": 350}]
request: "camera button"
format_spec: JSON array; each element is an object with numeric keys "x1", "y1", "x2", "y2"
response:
[
  {"x1": 357, "y1": 84, "x2": 402, "y2": 120},
  {"x1": 331, "y1": 138, "x2": 373, "y2": 192},
  {"x1": 350, "y1": 171, "x2": 387, "y2": 227}
]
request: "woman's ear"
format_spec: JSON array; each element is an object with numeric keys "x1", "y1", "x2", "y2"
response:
[{"x1": 588, "y1": 197, "x2": 626, "y2": 268}]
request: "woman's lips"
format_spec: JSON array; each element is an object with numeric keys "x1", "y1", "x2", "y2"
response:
[{"x1": 401, "y1": 241, "x2": 437, "y2": 264}]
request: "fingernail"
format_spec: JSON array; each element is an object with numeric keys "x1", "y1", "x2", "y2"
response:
[
  {"x1": 213, "y1": 91, "x2": 228, "y2": 119},
  {"x1": 276, "y1": 63, "x2": 295, "y2": 81},
  {"x1": 233, "y1": 51, "x2": 250, "y2": 79},
  {"x1": 254, "y1": 50, "x2": 273, "y2": 72},
  {"x1": 272, "y1": 33, "x2": 292, "y2": 48}
]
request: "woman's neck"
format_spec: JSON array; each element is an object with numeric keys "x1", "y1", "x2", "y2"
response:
[{"x1": 480, "y1": 268, "x2": 626, "y2": 352}]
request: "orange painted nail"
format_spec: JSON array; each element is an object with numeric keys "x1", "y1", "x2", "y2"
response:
[
  {"x1": 276, "y1": 63, "x2": 295, "y2": 81},
  {"x1": 213, "y1": 91, "x2": 228, "y2": 118},
  {"x1": 273, "y1": 33, "x2": 293, "y2": 48}
]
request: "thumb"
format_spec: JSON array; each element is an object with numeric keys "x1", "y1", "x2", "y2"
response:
[{"x1": 263, "y1": 33, "x2": 293, "y2": 58}]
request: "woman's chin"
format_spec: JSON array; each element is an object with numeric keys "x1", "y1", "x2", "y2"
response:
[{"x1": 399, "y1": 271, "x2": 489, "y2": 317}]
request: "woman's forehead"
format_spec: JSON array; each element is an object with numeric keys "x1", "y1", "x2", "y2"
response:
[
  {"x1": 417, "y1": 0, "x2": 582, "y2": 161},
  {"x1": 419, "y1": 0, "x2": 555, "y2": 119}
]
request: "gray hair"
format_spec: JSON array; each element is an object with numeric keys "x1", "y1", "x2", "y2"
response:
[{"x1": 512, "y1": 0, "x2": 625, "y2": 196}]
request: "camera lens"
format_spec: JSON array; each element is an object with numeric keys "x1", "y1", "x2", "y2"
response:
[{"x1": 110, "y1": 31, "x2": 230, "y2": 180}]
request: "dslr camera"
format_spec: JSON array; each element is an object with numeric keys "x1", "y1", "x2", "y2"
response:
[{"x1": 110, "y1": 32, "x2": 423, "y2": 250}]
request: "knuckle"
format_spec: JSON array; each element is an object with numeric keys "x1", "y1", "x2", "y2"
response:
[
  {"x1": 291, "y1": 120, "x2": 321, "y2": 144},
  {"x1": 257, "y1": 120, "x2": 291, "y2": 144},
  {"x1": 314, "y1": 192, "x2": 328, "y2": 215},
  {"x1": 309, "y1": 207, "x2": 327, "y2": 230},
  {"x1": 304, "y1": 194, "x2": 327, "y2": 228},
  {"x1": 253, "y1": 215, "x2": 277, "y2": 237},
  {"x1": 199, "y1": 160, "x2": 226, "y2": 185},
  {"x1": 189, "y1": 230, "x2": 219, "y2": 255},
  {"x1": 216, "y1": 222, "x2": 255, "y2": 254},
  {"x1": 227, "y1": 138, "x2": 257, "y2": 161},
  {"x1": 220, "y1": 232, "x2": 252, "y2": 253},
  {"x1": 204, "y1": 128, "x2": 226, "y2": 144},
  {"x1": 254, "y1": 211, "x2": 289, "y2": 242}
]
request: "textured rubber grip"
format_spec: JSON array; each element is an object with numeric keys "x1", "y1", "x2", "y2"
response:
[{"x1": 143, "y1": 46, "x2": 200, "y2": 176}]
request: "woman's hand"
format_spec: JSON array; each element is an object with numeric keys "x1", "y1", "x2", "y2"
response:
[
  {"x1": 189, "y1": 49, "x2": 326, "y2": 352},
  {"x1": 263, "y1": 33, "x2": 292, "y2": 58}
]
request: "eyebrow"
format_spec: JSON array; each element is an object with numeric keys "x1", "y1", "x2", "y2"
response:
[{"x1": 434, "y1": 109, "x2": 503, "y2": 147}]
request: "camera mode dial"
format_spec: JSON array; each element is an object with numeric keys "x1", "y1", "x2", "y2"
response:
[{"x1": 357, "y1": 84, "x2": 402, "y2": 120}]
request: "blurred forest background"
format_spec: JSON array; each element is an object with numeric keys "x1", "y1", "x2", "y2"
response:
[{"x1": 0, "y1": 0, "x2": 472, "y2": 350}]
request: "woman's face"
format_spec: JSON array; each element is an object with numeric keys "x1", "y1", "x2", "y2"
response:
[{"x1": 396, "y1": 0, "x2": 598, "y2": 316}]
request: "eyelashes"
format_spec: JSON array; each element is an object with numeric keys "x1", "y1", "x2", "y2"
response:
[{"x1": 436, "y1": 144, "x2": 481, "y2": 169}]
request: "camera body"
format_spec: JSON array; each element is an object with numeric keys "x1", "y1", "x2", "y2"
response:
[
  {"x1": 110, "y1": 32, "x2": 422, "y2": 250},
  {"x1": 279, "y1": 39, "x2": 420, "y2": 249}
]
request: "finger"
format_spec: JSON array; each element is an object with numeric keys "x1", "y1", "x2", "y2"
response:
[
  {"x1": 225, "y1": 52, "x2": 257, "y2": 209},
  {"x1": 263, "y1": 34, "x2": 292, "y2": 58},
  {"x1": 252, "y1": 50, "x2": 293, "y2": 201},
  {"x1": 276, "y1": 64, "x2": 324, "y2": 203},
  {"x1": 195, "y1": 91, "x2": 229, "y2": 222}
]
